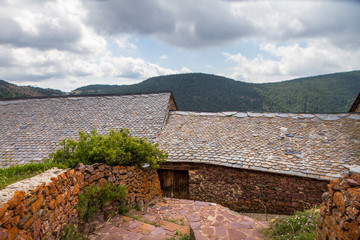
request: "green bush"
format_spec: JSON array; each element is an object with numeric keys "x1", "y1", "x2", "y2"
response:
[
  {"x1": 77, "y1": 184, "x2": 127, "y2": 222},
  {"x1": 265, "y1": 208, "x2": 319, "y2": 240},
  {"x1": 50, "y1": 129, "x2": 167, "y2": 169}
]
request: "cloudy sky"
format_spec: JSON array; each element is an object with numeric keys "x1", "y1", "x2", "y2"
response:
[{"x1": 0, "y1": 0, "x2": 359, "y2": 91}]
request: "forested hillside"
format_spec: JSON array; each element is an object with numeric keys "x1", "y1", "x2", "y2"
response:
[
  {"x1": 0, "y1": 80, "x2": 64, "y2": 99},
  {"x1": 74, "y1": 71, "x2": 360, "y2": 113},
  {"x1": 256, "y1": 71, "x2": 360, "y2": 113}
]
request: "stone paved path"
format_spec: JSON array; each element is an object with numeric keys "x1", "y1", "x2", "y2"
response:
[{"x1": 88, "y1": 198, "x2": 268, "y2": 240}]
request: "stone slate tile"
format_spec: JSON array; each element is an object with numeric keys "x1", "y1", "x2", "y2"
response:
[
  {"x1": 157, "y1": 112, "x2": 360, "y2": 180},
  {"x1": 0, "y1": 93, "x2": 173, "y2": 166}
]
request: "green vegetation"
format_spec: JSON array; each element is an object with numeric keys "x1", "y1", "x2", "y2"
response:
[
  {"x1": 77, "y1": 184, "x2": 127, "y2": 222},
  {"x1": 128, "y1": 214, "x2": 160, "y2": 227},
  {"x1": 265, "y1": 208, "x2": 319, "y2": 240},
  {"x1": 0, "y1": 79, "x2": 64, "y2": 99},
  {"x1": 73, "y1": 71, "x2": 360, "y2": 113},
  {"x1": 163, "y1": 217, "x2": 186, "y2": 226},
  {"x1": 166, "y1": 230, "x2": 190, "y2": 240},
  {"x1": 50, "y1": 129, "x2": 167, "y2": 169},
  {"x1": 0, "y1": 160, "x2": 67, "y2": 190},
  {"x1": 60, "y1": 224, "x2": 87, "y2": 240}
]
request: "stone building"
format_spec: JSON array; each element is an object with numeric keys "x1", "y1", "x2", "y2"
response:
[
  {"x1": 1, "y1": 92, "x2": 360, "y2": 214},
  {"x1": 156, "y1": 111, "x2": 360, "y2": 213},
  {"x1": 0, "y1": 92, "x2": 177, "y2": 166}
]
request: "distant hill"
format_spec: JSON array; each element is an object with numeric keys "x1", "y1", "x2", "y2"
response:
[
  {"x1": 0, "y1": 80, "x2": 64, "y2": 99},
  {"x1": 73, "y1": 71, "x2": 360, "y2": 113}
]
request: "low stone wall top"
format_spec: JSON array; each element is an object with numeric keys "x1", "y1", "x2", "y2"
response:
[
  {"x1": 0, "y1": 163, "x2": 161, "y2": 240},
  {"x1": 316, "y1": 167, "x2": 360, "y2": 239}
]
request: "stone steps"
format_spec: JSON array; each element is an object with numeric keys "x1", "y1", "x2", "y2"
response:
[
  {"x1": 89, "y1": 213, "x2": 189, "y2": 240},
  {"x1": 88, "y1": 198, "x2": 269, "y2": 240}
]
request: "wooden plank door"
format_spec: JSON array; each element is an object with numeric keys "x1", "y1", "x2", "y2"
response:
[{"x1": 157, "y1": 169, "x2": 189, "y2": 199}]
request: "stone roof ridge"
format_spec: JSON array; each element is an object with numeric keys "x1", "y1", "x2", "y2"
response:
[
  {"x1": 171, "y1": 110, "x2": 360, "y2": 121},
  {"x1": 0, "y1": 91, "x2": 174, "y2": 103}
]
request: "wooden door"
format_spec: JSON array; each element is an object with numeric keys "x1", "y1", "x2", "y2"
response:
[{"x1": 157, "y1": 169, "x2": 189, "y2": 199}]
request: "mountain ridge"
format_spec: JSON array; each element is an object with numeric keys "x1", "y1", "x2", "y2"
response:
[
  {"x1": 73, "y1": 71, "x2": 360, "y2": 113},
  {"x1": 1, "y1": 71, "x2": 359, "y2": 113}
]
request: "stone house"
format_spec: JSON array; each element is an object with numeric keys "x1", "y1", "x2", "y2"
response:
[
  {"x1": 1, "y1": 92, "x2": 360, "y2": 214},
  {"x1": 0, "y1": 92, "x2": 177, "y2": 166},
  {"x1": 156, "y1": 111, "x2": 360, "y2": 213}
]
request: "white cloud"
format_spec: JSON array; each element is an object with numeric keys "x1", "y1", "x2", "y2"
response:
[
  {"x1": 223, "y1": 39, "x2": 360, "y2": 83},
  {"x1": 180, "y1": 67, "x2": 192, "y2": 73},
  {"x1": 0, "y1": 0, "x2": 359, "y2": 91}
]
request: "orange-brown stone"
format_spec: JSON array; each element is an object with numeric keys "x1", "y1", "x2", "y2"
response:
[
  {"x1": 347, "y1": 221, "x2": 360, "y2": 239},
  {"x1": 0, "y1": 203, "x2": 9, "y2": 219},
  {"x1": 0, "y1": 211, "x2": 11, "y2": 226},
  {"x1": 8, "y1": 191, "x2": 25, "y2": 209},
  {"x1": 10, "y1": 215, "x2": 20, "y2": 226},
  {"x1": 98, "y1": 178, "x2": 107, "y2": 187},
  {"x1": 88, "y1": 172, "x2": 105, "y2": 183},
  {"x1": 23, "y1": 215, "x2": 37, "y2": 230},
  {"x1": 59, "y1": 172, "x2": 67, "y2": 180},
  {"x1": 56, "y1": 193, "x2": 64, "y2": 206},
  {"x1": 66, "y1": 169, "x2": 75, "y2": 178},
  {"x1": 333, "y1": 192, "x2": 345, "y2": 215},
  {"x1": 8, "y1": 226, "x2": 19, "y2": 240},
  {"x1": 14, "y1": 202, "x2": 25, "y2": 218},
  {"x1": 30, "y1": 196, "x2": 44, "y2": 214},
  {"x1": 72, "y1": 184, "x2": 80, "y2": 195},
  {"x1": 48, "y1": 199, "x2": 57, "y2": 210},
  {"x1": 32, "y1": 218, "x2": 41, "y2": 239},
  {"x1": 74, "y1": 171, "x2": 85, "y2": 187}
]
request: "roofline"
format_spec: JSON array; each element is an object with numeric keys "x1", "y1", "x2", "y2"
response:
[
  {"x1": 0, "y1": 91, "x2": 175, "y2": 102},
  {"x1": 161, "y1": 161, "x2": 333, "y2": 181},
  {"x1": 169, "y1": 110, "x2": 358, "y2": 115},
  {"x1": 349, "y1": 92, "x2": 360, "y2": 112}
]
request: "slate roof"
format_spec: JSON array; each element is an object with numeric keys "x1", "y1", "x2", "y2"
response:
[
  {"x1": 156, "y1": 111, "x2": 360, "y2": 180},
  {"x1": 0, "y1": 92, "x2": 175, "y2": 166}
]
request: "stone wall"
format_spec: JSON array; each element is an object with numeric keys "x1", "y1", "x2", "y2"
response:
[
  {"x1": 0, "y1": 163, "x2": 161, "y2": 240},
  {"x1": 316, "y1": 168, "x2": 360, "y2": 239},
  {"x1": 187, "y1": 163, "x2": 328, "y2": 214}
]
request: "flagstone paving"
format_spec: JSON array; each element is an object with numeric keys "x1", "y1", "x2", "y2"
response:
[{"x1": 88, "y1": 198, "x2": 268, "y2": 240}]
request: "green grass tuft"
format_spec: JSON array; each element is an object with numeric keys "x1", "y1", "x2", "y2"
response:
[
  {"x1": 0, "y1": 160, "x2": 67, "y2": 190},
  {"x1": 264, "y1": 208, "x2": 319, "y2": 240}
]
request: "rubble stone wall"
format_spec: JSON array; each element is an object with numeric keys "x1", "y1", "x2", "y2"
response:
[
  {"x1": 316, "y1": 170, "x2": 360, "y2": 240},
  {"x1": 188, "y1": 164, "x2": 328, "y2": 214},
  {"x1": 0, "y1": 163, "x2": 161, "y2": 240}
]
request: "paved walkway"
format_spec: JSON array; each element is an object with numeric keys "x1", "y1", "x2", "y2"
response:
[{"x1": 88, "y1": 198, "x2": 268, "y2": 240}]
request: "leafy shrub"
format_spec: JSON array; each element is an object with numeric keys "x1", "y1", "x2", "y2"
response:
[
  {"x1": 77, "y1": 184, "x2": 127, "y2": 222},
  {"x1": 50, "y1": 129, "x2": 167, "y2": 169},
  {"x1": 265, "y1": 208, "x2": 319, "y2": 240}
]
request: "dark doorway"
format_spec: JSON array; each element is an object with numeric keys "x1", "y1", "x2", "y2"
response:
[{"x1": 157, "y1": 169, "x2": 189, "y2": 199}]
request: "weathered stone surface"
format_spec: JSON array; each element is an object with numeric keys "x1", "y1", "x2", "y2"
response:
[
  {"x1": 88, "y1": 198, "x2": 267, "y2": 240},
  {"x1": 157, "y1": 112, "x2": 360, "y2": 181},
  {"x1": 316, "y1": 172, "x2": 360, "y2": 239},
  {"x1": 7, "y1": 191, "x2": 25, "y2": 210},
  {"x1": 0, "y1": 163, "x2": 162, "y2": 240},
  {"x1": 168, "y1": 162, "x2": 328, "y2": 214}
]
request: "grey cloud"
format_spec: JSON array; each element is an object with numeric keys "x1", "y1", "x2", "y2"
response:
[
  {"x1": 85, "y1": 0, "x2": 175, "y2": 35},
  {"x1": 84, "y1": 0, "x2": 255, "y2": 48},
  {"x1": 0, "y1": 17, "x2": 82, "y2": 51}
]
